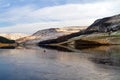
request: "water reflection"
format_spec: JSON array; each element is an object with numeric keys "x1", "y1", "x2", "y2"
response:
[
  {"x1": 0, "y1": 46, "x2": 15, "y2": 49},
  {"x1": 40, "y1": 45, "x2": 120, "y2": 67},
  {"x1": 39, "y1": 45, "x2": 73, "y2": 52},
  {"x1": 0, "y1": 45, "x2": 120, "y2": 80}
]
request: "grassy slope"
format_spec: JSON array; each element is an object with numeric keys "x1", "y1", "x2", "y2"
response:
[{"x1": 59, "y1": 31, "x2": 120, "y2": 45}]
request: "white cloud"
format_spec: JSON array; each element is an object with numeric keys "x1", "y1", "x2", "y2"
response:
[
  {"x1": 0, "y1": 0, "x2": 120, "y2": 33},
  {"x1": 0, "y1": 20, "x2": 91, "y2": 34}
]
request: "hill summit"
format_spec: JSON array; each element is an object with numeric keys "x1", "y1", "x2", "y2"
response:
[{"x1": 86, "y1": 14, "x2": 120, "y2": 32}]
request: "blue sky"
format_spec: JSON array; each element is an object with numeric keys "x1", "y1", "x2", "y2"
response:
[{"x1": 0, "y1": 0, "x2": 120, "y2": 33}]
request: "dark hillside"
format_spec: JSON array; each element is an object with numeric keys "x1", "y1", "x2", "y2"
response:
[{"x1": 0, "y1": 36, "x2": 15, "y2": 43}]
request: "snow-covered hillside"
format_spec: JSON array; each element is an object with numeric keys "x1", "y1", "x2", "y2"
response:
[{"x1": 17, "y1": 26, "x2": 86, "y2": 44}]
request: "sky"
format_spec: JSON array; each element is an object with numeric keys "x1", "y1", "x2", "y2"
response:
[{"x1": 0, "y1": 0, "x2": 120, "y2": 34}]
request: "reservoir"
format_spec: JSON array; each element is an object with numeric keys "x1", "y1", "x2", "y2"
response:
[{"x1": 0, "y1": 45, "x2": 120, "y2": 80}]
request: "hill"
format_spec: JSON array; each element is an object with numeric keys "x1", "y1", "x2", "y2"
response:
[
  {"x1": 0, "y1": 36, "x2": 15, "y2": 43},
  {"x1": 38, "y1": 14, "x2": 120, "y2": 45},
  {"x1": 0, "y1": 36, "x2": 16, "y2": 48},
  {"x1": 0, "y1": 33, "x2": 29, "y2": 40},
  {"x1": 17, "y1": 26, "x2": 86, "y2": 44},
  {"x1": 86, "y1": 14, "x2": 120, "y2": 32}
]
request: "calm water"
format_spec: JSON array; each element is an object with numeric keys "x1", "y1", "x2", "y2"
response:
[{"x1": 0, "y1": 45, "x2": 120, "y2": 80}]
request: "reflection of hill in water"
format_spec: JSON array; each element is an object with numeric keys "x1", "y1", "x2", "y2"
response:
[
  {"x1": 0, "y1": 46, "x2": 15, "y2": 49},
  {"x1": 39, "y1": 45, "x2": 120, "y2": 67},
  {"x1": 1, "y1": 44, "x2": 120, "y2": 67},
  {"x1": 39, "y1": 45, "x2": 73, "y2": 52},
  {"x1": 87, "y1": 45, "x2": 120, "y2": 67},
  {"x1": 0, "y1": 45, "x2": 120, "y2": 80},
  {"x1": 75, "y1": 45, "x2": 120, "y2": 67}
]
